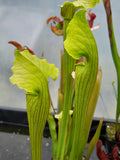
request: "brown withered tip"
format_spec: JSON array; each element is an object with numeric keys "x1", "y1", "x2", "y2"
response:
[
  {"x1": 8, "y1": 41, "x2": 35, "y2": 55},
  {"x1": 23, "y1": 46, "x2": 35, "y2": 55},
  {"x1": 46, "y1": 16, "x2": 63, "y2": 36},
  {"x1": 50, "y1": 23, "x2": 63, "y2": 36},
  {"x1": 8, "y1": 41, "x2": 24, "y2": 51},
  {"x1": 46, "y1": 16, "x2": 61, "y2": 25}
]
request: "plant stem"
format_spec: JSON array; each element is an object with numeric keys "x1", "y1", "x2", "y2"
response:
[
  {"x1": 103, "y1": 0, "x2": 120, "y2": 124},
  {"x1": 56, "y1": 19, "x2": 75, "y2": 160},
  {"x1": 47, "y1": 114, "x2": 58, "y2": 159},
  {"x1": 60, "y1": 50, "x2": 65, "y2": 95}
]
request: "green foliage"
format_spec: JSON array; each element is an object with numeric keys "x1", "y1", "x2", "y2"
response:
[
  {"x1": 10, "y1": 50, "x2": 58, "y2": 160},
  {"x1": 47, "y1": 114, "x2": 58, "y2": 159},
  {"x1": 60, "y1": 1, "x2": 79, "y2": 19},
  {"x1": 84, "y1": 67, "x2": 102, "y2": 147},
  {"x1": 64, "y1": 9, "x2": 98, "y2": 60},
  {"x1": 86, "y1": 118, "x2": 103, "y2": 160},
  {"x1": 64, "y1": 9, "x2": 99, "y2": 160},
  {"x1": 9, "y1": 0, "x2": 103, "y2": 160},
  {"x1": 10, "y1": 50, "x2": 58, "y2": 89},
  {"x1": 73, "y1": 0, "x2": 100, "y2": 9}
]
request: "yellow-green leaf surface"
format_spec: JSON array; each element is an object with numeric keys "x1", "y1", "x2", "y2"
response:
[
  {"x1": 10, "y1": 50, "x2": 59, "y2": 160},
  {"x1": 73, "y1": 0, "x2": 100, "y2": 9},
  {"x1": 64, "y1": 9, "x2": 98, "y2": 60},
  {"x1": 10, "y1": 50, "x2": 58, "y2": 88},
  {"x1": 83, "y1": 67, "x2": 102, "y2": 152},
  {"x1": 64, "y1": 9, "x2": 98, "y2": 160}
]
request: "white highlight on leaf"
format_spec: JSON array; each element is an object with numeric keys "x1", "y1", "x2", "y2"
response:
[{"x1": 71, "y1": 71, "x2": 75, "y2": 79}]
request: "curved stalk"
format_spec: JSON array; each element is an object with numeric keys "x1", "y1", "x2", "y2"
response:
[{"x1": 103, "y1": 0, "x2": 120, "y2": 124}]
